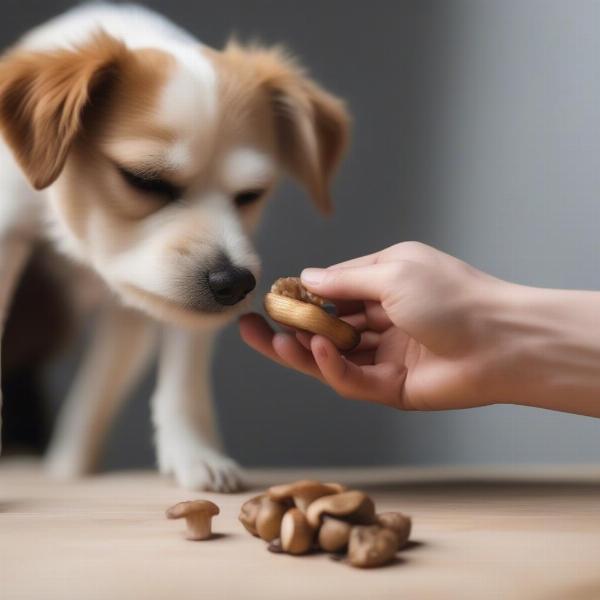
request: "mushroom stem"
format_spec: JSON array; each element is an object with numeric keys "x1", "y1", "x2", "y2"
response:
[{"x1": 186, "y1": 514, "x2": 213, "y2": 540}]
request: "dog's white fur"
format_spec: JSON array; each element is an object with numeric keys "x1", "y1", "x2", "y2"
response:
[{"x1": 0, "y1": 3, "x2": 348, "y2": 490}]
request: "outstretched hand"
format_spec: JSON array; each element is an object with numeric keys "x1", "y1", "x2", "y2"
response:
[{"x1": 240, "y1": 242, "x2": 503, "y2": 410}]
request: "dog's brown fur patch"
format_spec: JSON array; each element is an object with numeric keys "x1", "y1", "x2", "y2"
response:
[
  {"x1": 209, "y1": 42, "x2": 351, "y2": 214},
  {"x1": 0, "y1": 32, "x2": 130, "y2": 190}
]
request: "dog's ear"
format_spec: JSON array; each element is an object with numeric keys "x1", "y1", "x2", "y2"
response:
[
  {"x1": 224, "y1": 43, "x2": 350, "y2": 215},
  {"x1": 0, "y1": 32, "x2": 127, "y2": 190}
]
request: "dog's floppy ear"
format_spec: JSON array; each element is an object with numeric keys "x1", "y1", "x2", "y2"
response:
[
  {"x1": 271, "y1": 74, "x2": 350, "y2": 215},
  {"x1": 0, "y1": 32, "x2": 127, "y2": 190},
  {"x1": 224, "y1": 43, "x2": 350, "y2": 215}
]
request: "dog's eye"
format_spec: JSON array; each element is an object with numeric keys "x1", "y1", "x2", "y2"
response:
[
  {"x1": 119, "y1": 167, "x2": 182, "y2": 202},
  {"x1": 234, "y1": 189, "x2": 265, "y2": 208}
]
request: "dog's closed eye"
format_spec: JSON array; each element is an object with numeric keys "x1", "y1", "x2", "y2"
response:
[
  {"x1": 118, "y1": 166, "x2": 183, "y2": 202},
  {"x1": 234, "y1": 189, "x2": 266, "y2": 208}
]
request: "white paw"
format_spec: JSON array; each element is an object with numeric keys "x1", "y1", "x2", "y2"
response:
[
  {"x1": 156, "y1": 434, "x2": 244, "y2": 492},
  {"x1": 44, "y1": 448, "x2": 92, "y2": 480},
  {"x1": 175, "y1": 451, "x2": 244, "y2": 493}
]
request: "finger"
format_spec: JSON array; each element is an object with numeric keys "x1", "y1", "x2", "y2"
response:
[
  {"x1": 339, "y1": 311, "x2": 368, "y2": 332},
  {"x1": 295, "y1": 331, "x2": 313, "y2": 350},
  {"x1": 332, "y1": 300, "x2": 365, "y2": 317},
  {"x1": 328, "y1": 251, "x2": 381, "y2": 269},
  {"x1": 344, "y1": 349, "x2": 376, "y2": 366},
  {"x1": 365, "y1": 301, "x2": 394, "y2": 331},
  {"x1": 327, "y1": 242, "x2": 439, "y2": 271},
  {"x1": 340, "y1": 304, "x2": 391, "y2": 333},
  {"x1": 311, "y1": 336, "x2": 406, "y2": 406},
  {"x1": 351, "y1": 331, "x2": 381, "y2": 352},
  {"x1": 297, "y1": 326, "x2": 379, "y2": 353},
  {"x1": 239, "y1": 313, "x2": 287, "y2": 367},
  {"x1": 301, "y1": 262, "x2": 399, "y2": 302},
  {"x1": 272, "y1": 333, "x2": 323, "y2": 380}
]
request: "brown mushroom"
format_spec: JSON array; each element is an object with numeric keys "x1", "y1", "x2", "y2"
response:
[
  {"x1": 318, "y1": 517, "x2": 352, "y2": 553},
  {"x1": 280, "y1": 508, "x2": 315, "y2": 555},
  {"x1": 166, "y1": 500, "x2": 220, "y2": 541},
  {"x1": 347, "y1": 525, "x2": 399, "y2": 568},
  {"x1": 268, "y1": 480, "x2": 346, "y2": 512},
  {"x1": 267, "y1": 539, "x2": 284, "y2": 554},
  {"x1": 377, "y1": 512, "x2": 412, "y2": 548},
  {"x1": 306, "y1": 490, "x2": 376, "y2": 528},
  {"x1": 239, "y1": 494, "x2": 264, "y2": 537},
  {"x1": 255, "y1": 496, "x2": 288, "y2": 542}
]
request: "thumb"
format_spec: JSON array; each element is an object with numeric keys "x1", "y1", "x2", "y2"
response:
[{"x1": 301, "y1": 263, "x2": 399, "y2": 302}]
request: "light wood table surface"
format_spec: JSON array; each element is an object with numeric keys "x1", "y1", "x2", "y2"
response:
[{"x1": 1, "y1": 460, "x2": 600, "y2": 600}]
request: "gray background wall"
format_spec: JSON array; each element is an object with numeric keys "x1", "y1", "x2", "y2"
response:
[{"x1": 3, "y1": 0, "x2": 600, "y2": 468}]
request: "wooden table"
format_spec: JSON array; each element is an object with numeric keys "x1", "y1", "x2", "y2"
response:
[{"x1": 1, "y1": 460, "x2": 600, "y2": 600}]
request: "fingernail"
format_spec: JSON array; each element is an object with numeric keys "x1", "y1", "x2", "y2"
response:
[{"x1": 301, "y1": 268, "x2": 325, "y2": 285}]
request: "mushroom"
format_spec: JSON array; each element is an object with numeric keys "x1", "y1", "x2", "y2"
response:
[
  {"x1": 280, "y1": 508, "x2": 315, "y2": 555},
  {"x1": 166, "y1": 500, "x2": 220, "y2": 541},
  {"x1": 239, "y1": 494, "x2": 264, "y2": 537},
  {"x1": 306, "y1": 490, "x2": 376, "y2": 528},
  {"x1": 255, "y1": 496, "x2": 288, "y2": 542},
  {"x1": 376, "y1": 512, "x2": 412, "y2": 548},
  {"x1": 267, "y1": 539, "x2": 284, "y2": 554},
  {"x1": 347, "y1": 525, "x2": 399, "y2": 568},
  {"x1": 268, "y1": 480, "x2": 346, "y2": 512},
  {"x1": 318, "y1": 517, "x2": 352, "y2": 553}
]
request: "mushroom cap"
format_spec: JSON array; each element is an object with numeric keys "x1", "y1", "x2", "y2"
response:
[
  {"x1": 166, "y1": 500, "x2": 220, "y2": 520},
  {"x1": 347, "y1": 525, "x2": 399, "y2": 568},
  {"x1": 376, "y1": 512, "x2": 412, "y2": 547},
  {"x1": 239, "y1": 495, "x2": 264, "y2": 536},
  {"x1": 306, "y1": 490, "x2": 376, "y2": 528},
  {"x1": 255, "y1": 496, "x2": 288, "y2": 542},
  {"x1": 268, "y1": 480, "x2": 346, "y2": 511}
]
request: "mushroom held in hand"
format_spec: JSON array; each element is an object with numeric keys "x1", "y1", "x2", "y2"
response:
[
  {"x1": 268, "y1": 480, "x2": 346, "y2": 513},
  {"x1": 306, "y1": 490, "x2": 376, "y2": 528},
  {"x1": 347, "y1": 525, "x2": 399, "y2": 568},
  {"x1": 166, "y1": 500, "x2": 220, "y2": 541},
  {"x1": 280, "y1": 508, "x2": 315, "y2": 555},
  {"x1": 264, "y1": 278, "x2": 360, "y2": 351}
]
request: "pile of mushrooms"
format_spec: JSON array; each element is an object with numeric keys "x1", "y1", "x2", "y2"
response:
[{"x1": 239, "y1": 480, "x2": 411, "y2": 568}]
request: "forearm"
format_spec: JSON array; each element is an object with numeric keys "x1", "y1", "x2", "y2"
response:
[{"x1": 490, "y1": 282, "x2": 600, "y2": 417}]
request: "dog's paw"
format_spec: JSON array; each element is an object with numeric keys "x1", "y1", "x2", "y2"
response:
[
  {"x1": 157, "y1": 434, "x2": 244, "y2": 492},
  {"x1": 173, "y1": 449, "x2": 244, "y2": 492},
  {"x1": 44, "y1": 449, "x2": 91, "y2": 480}
]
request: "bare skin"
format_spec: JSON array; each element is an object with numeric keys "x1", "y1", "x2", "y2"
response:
[{"x1": 240, "y1": 242, "x2": 600, "y2": 417}]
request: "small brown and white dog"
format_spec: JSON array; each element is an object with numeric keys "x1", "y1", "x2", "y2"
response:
[{"x1": 0, "y1": 3, "x2": 348, "y2": 490}]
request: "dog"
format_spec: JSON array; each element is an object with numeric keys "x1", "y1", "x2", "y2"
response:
[{"x1": 0, "y1": 2, "x2": 348, "y2": 491}]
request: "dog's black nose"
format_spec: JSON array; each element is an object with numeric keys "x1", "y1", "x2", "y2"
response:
[{"x1": 208, "y1": 264, "x2": 256, "y2": 306}]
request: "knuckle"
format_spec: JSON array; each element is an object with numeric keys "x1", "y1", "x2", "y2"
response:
[
  {"x1": 386, "y1": 260, "x2": 415, "y2": 285},
  {"x1": 396, "y1": 240, "x2": 431, "y2": 258}
]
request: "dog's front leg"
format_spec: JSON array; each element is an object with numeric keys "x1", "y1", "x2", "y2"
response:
[
  {"x1": 0, "y1": 233, "x2": 33, "y2": 453},
  {"x1": 45, "y1": 304, "x2": 157, "y2": 478},
  {"x1": 152, "y1": 326, "x2": 243, "y2": 492}
]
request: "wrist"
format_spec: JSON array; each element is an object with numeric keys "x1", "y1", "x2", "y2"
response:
[
  {"x1": 480, "y1": 281, "x2": 600, "y2": 415},
  {"x1": 465, "y1": 278, "x2": 555, "y2": 406}
]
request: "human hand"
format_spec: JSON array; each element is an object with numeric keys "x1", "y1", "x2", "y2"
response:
[{"x1": 240, "y1": 242, "x2": 511, "y2": 410}]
